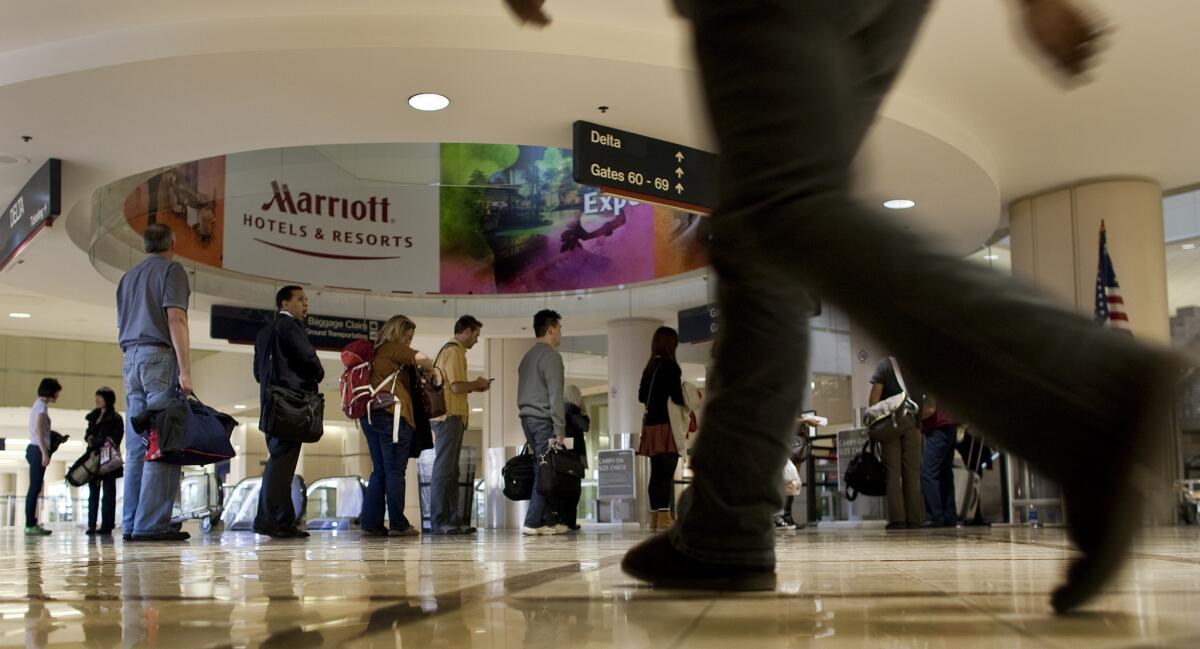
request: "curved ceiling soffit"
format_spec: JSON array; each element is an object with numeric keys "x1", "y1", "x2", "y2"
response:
[{"x1": 1, "y1": 12, "x2": 998, "y2": 184}]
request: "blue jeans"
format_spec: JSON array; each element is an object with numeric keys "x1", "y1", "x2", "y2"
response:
[
  {"x1": 359, "y1": 412, "x2": 413, "y2": 531},
  {"x1": 922, "y1": 424, "x2": 958, "y2": 525},
  {"x1": 122, "y1": 345, "x2": 182, "y2": 536},
  {"x1": 430, "y1": 416, "x2": 466, "y2": 532},
  {"x1": 25, "y1": 445, "x2": 45, "y2": 527},
  {"x1": 520, "y1": 416, "x2": 558, "y2": 528}
]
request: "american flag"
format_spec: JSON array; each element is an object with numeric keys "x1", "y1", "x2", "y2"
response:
[{"x1": 1095, "y1": 221, "x2": 1132, "y2": 333}]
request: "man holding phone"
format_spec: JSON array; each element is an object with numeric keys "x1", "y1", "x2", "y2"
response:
[{"x1": 430, "y1": 315, "x2": 492, "y2": 535}]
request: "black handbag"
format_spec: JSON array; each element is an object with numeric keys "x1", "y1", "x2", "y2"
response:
[
  {"x1": 536, "y1": 447, "x2": 585, "y2": 497},
  {"x1": 844, "y1": 439, "x2": 887, "y2": 501},
  {"x1": 263, "y1": 319, "x2": 324, "y2": 443},
  {"x1": 502, "y1": 445, "x2": 536, "y2": 501}
]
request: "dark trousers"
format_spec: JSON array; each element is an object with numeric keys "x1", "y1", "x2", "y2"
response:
[
  {"x1": 648, "y1": 454, "x2": 679, "y2": 511},
  {"x1": 255, "y1": 435, "x2": 302, "y2": 532},
  {"x1": 360, "y1": 413, "x2": 413, "y2": 532},
  {"x1": 557, "y1": 454, "x2": 584, "y2": 528},
  {"x1": 520, "y1": 416, "x2": 558, "y2": 528},
  {"x1": 429, "y1": 416, "x2": 466, "y2": 532},
  {"x1": 25, "y1": 445, "x2": 45, "y2": 528},
  {"x1": 921, "y1": 425, "x2": 959, "y2": 526},
  {"x1": 88, "y1": 474, "x2": 118, "y2": 532},
  {"x1": 670, "y1": 0, "x2": 1167, "y2": 567}
]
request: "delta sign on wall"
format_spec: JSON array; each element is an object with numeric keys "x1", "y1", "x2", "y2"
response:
[{"x1": 121, "y1": 143, "x2": 707, "y2": 294}]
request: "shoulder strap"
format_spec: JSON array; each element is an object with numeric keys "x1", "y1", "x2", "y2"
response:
[
  {"x1": 644, "y1": 360, "x2": 662, "y2": 415},
  {"x1": 433, "y1": 342, "x2": 455, "y2": 369},
  {"x1": 888, "y1": 356, "x2": 909, "y2": 394}
]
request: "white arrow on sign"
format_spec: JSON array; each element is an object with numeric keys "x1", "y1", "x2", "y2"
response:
[
  {"x1": 675, "y1": 167, "x2": 684, "y2": 178},
  {"x1": 675, "y1": 183, "x2": 685, "y2": 194},
  {"x1": 675, "y1": 151, "x2": 684, "y2": 163}
]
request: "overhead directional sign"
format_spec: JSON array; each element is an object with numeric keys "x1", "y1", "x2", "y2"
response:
[
  {"x1": 210, "y1": 304, "x2": 384, "y2": 351},
  {"x1": 1, "y1": 158, "x2": 61, "y2": 270},
  {"x1": 572, "y1": 121, "x2": 718, "y2": 214}
]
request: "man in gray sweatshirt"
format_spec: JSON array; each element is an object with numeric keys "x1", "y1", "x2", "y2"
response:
[{"x1": 517, "y1": 309, "x2": 566, "y2": 535}]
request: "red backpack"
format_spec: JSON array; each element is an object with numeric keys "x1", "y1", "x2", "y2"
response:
[{"x1": 339, "y1": 339, "x2": 379, "y2": 420}]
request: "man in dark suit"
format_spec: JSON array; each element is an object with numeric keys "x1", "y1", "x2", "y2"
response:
[{"x1": 253, "y1": 285, "x2": 324, "y2": 538}]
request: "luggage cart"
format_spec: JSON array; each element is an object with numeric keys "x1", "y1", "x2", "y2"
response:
[{"x1": 172, "y1": 472, "x2": 223, "y2": 533}]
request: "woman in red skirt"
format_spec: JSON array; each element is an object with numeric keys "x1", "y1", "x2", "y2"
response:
[{"x1": 638, "y1": 327, "x2": 687, "y2": 530}]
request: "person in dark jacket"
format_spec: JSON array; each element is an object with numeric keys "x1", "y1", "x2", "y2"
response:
[
  {"x1": 638, "y1": 327, "x2": 686, "y2": 531},
  {"x1": 557, "y1": 384, "x2": 590, "y2": 531},
  {"x1": 253, "y1": 285, "x2": 325, "y2": 539},
  {"x1": 85, "y1": 387, "x2": 124, "y2": 535}
]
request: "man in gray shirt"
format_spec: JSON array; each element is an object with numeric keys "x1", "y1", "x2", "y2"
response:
[
  {"x1": 517, "y1": 309, "x2": 566, "y2": 535},
  {"x1": 116, "y1": 223, "x2": 193, "y2": 542}
]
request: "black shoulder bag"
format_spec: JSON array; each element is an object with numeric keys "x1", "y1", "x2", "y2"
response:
[
  {"x1": 844, "y1": 438, "x2": 887, "y2": 501},
  {"x1": 263, "y1": 318, "x2": 325, "y2": 443}
]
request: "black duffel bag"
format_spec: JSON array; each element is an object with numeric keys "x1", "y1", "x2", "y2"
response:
[
  {"x1": 502, "y1": 445, "x2": 536, "y2": 501},
  {"x1": 537, "y1": 446, "x2": 585, "y2": 497},
  {"x1": 844, "y1": 439, "x2": 887, "y2": 501},
  {"x1": 265, "y1": 385, "x2": 325, "y2": 443}
]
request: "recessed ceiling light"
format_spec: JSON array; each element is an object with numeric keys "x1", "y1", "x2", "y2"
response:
[
  {"x1": 408, "y1": 93, "x2": 450, "y2": 111},
  {"x1": 8, "y1": 312, "x2": 31, "y2": 319},
  {"x1": 471, "y1": 407, "x2": 483, "y2": 413},
  {"x1": 0, "y1": 153, "x2": 29, "y2": 165},
  {"x1": 696, "y1": 378, "x2": 706, "y2": 383},
  {"x1": 884, "y1": 199, "x2": 915, "y2": 210},
  {"x1": 984, "y1": 254, "x2": 999, "y2": 260},
  {"x1": 1183, "y1": 243, "x2": 1197, "y2": 251},
  {"x1": 234, "y1": 404, "x2": 247, "y2": 410}
]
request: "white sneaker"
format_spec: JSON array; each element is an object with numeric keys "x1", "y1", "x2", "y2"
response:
[
  {"x1": 521, "y1": 526, "x2": 545, "y2": 536},
  {"x1": 552, "y1": 524, "x2": 569, "y2": 535}
]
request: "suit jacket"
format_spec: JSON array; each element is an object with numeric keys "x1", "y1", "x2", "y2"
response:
[{"x1": 254, "y1": 314, "x2": 325, "y2": 432}]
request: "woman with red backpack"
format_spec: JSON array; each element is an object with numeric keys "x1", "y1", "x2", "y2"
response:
[{"x1": 355, "y1": 315, "x2": 437, "y2": 537}]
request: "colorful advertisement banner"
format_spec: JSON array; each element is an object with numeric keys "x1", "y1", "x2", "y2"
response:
[
  {"x1": 439, "y1": 143, "x2": 706, "y2": 294},
  {"x1": 121, "y1": 143, "x2": 706, "y2": 295}
]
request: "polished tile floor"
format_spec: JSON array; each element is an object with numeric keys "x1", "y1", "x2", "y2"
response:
[{"x1": 2, "y1": 525, "x2": 1199, "y2": 648}]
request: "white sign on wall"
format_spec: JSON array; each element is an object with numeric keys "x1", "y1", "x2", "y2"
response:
[{"x1": 222, "y1": 144, "x2": 440, "y2": 293}]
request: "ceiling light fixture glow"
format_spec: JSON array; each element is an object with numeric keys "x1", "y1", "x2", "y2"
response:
[
  {"x1": 8, "y1": 312, "x2": 31, "y2": 319},
  {"x1": 984, "y1": 254, "x2": 999, "y2": 260},
  {"x1": 1183, "y1": 243, "x2": 1197, "y2": 251},
  {"x1": 884, "y1": 199, "x2": 916, "y2": 210},
  {"x1": 471, "y1": 407, "x2": 483, "y2": 412},
  {"x1": 234, "y1": 404, "x2": 247, "y2": 410},
  {"x1": 408, "y1": 93, "x2": 450, "y2": 111}
]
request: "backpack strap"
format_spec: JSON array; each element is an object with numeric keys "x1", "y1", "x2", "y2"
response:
[{"x1": 888, "y1": 356, "x2": 910, "y2": 395}]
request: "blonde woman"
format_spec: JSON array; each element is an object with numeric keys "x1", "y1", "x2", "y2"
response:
[{"x1": 360, "y1": 315, "x2": 436, "y2": 537}]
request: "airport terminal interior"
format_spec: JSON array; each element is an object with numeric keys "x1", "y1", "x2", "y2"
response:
[{"x1": 2, "y1": 1, "x2": 1200, "y2": 647}]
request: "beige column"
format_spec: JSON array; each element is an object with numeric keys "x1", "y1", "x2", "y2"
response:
[
  {"x1": 1010, "y1": 178, "x2": 1174, "y2": 523},
  {"x1": 482, "y1": 337, "x2": 536, "y2": 528},
  {"x1": 1009, "y1": 178, "x2": 1169, "y2": 342},
  {"x1": 606, "y1": 318, "x2": 664, "y2": 445}
]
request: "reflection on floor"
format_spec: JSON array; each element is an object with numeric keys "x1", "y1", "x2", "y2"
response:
[{"x1": 2, "y1": 526, "x2": 1199, "y2": 648}]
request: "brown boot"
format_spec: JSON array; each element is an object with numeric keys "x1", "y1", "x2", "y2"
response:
[
  {"x1": 659, "y1": 510, "x2": 676, "y2": 530},
  {"x1": 648, "y1": 511, "x2": 660, "y2": 532}
]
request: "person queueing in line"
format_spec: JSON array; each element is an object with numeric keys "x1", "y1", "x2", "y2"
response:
[
  {"x1": 253, "y1": 285, "x2": 325, "y2": 539},
  {"x1": 430, "y1": 315, "x2": 492, "y2": 535},
  {"x1": 359, "y1": 315, "x2": 436, "y2": 537},
  {"x1": 85, "y1": 387, "x2": 124, "y2": 536},
  {"x1": 117, "y1": 223, "x2": 194, "y2": 542},
  {"x1": 638, "y1": 327, "x2": 686, "y2": 531},
  {"x1": 504, "y1": 0, "x2": 1184, "y2": 613},
  {"x1": 26, "y1": 378, "x2": 62, "y2": 536},
  {"x1": 517, "y1": 309, "x2": 568, "y2": 536},
  {"x1": 559, "y1": 384, "x2": 591, "y2": 531}
]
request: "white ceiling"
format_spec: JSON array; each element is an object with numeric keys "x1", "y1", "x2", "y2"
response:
[{"x1": 1, "y1": 0, "x2": 1199, "y2": 341}]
